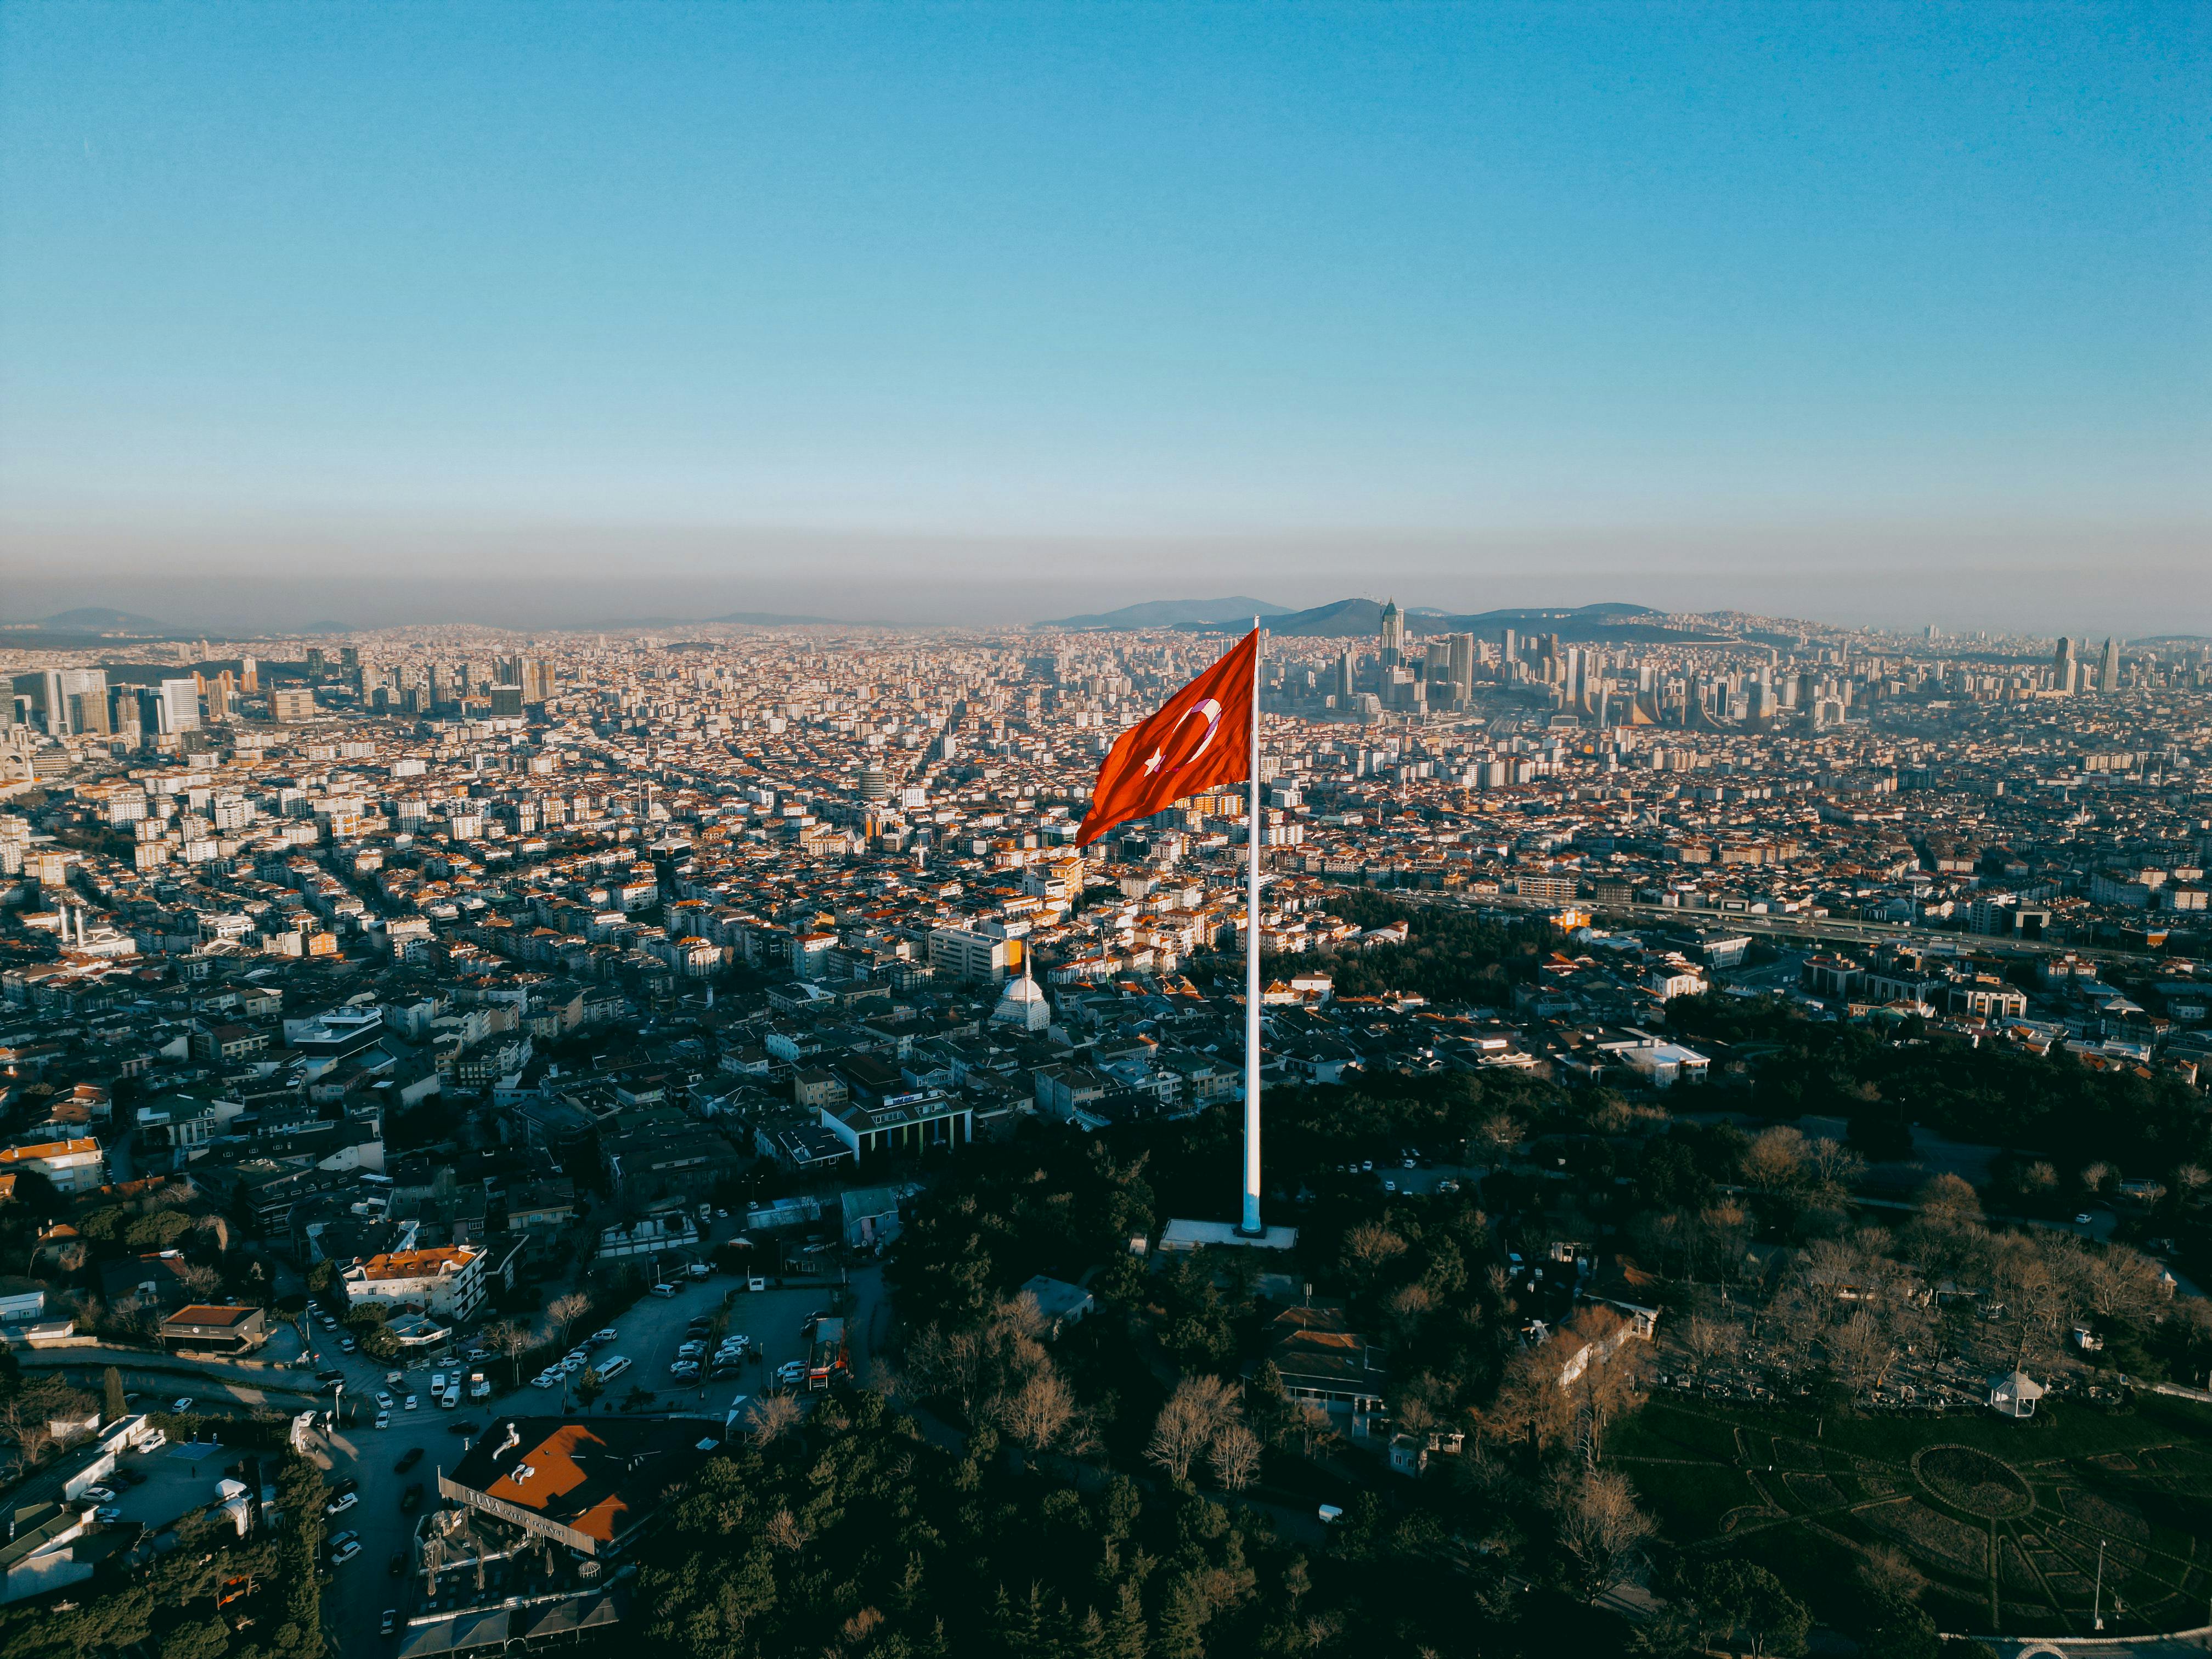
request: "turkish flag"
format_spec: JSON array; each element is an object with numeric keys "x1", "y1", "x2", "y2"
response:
[{"x1": 1076, "y1": 628, "x2": 1258, "y2": 847}]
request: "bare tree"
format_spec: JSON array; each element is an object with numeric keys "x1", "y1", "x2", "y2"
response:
[
  {"x1": 486, "y1": 1320, "x2": 532, "y2": 1388},
  {"x1": 547, "y1": 1292, "x2": 591, "y2": 1347},
  {"x1": 746, "y1": 1393, "x2": 800, "y2": 1447},
  {"x1": 1147, "y1": 1375, "x2": 1240, "y2": 1481},
  {"x1": 1208, "y1": 1423, "x2": 1263, "y2": 1492},
  {"x1": 992, "y1": 1364, "x2": 1076, "y2": 1453},
  {"x1": 1548, "y1": 1466, "x2": 1655, "y2": 1602},
  {"x1": 1741, "y1": 1126, "x2": 1808, "y2": 1193},
  {"x1": 1915, "y1": 1173, "x2": 1983, "y2": 1223},
  {"x1": 1682, "y1": 1313, "x2": 1741, "y2": 1379}
]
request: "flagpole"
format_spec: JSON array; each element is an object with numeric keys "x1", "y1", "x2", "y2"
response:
[{"x1": 1242, "y1": 618, "x2": 1263, "y2": 1236}]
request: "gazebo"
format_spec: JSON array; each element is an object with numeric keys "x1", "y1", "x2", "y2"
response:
[{"x1": 1987, "y1": 1369, "x2": 2046, "y2": 1419}]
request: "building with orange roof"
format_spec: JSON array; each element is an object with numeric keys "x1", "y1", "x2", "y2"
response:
[
  {"x1": 339, "y1": 1243, "x2": 486, "y2": 1323},
  {"x1": 437, "y1": 1415, "x2": 716, "y2": 1558}
]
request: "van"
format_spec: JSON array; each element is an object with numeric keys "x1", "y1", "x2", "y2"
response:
[
  {"x1": 596, "y1": 1356, "x2": 630, "y2": 1381},
  {"x1": 649, "y1": 1283, "x2": 678, "y2": 1299},
  {"x1": 439, "y1": 1384, "x2": 460, "y2": 1409}
]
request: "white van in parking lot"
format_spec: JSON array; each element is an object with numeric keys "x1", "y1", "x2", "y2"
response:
[{"x1": 595, "y1": 1356, "x2": 630, "y2": 1382}]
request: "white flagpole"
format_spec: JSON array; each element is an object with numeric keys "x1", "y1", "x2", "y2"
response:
[{"x1": 1242, "y1": 619, "x2": 1263, "y2": 1236}]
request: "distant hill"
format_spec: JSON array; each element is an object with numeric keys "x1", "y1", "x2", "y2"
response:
[
  {"x1": 1261, "y1": 597, "x2": 1388, "y2": 637},
  {"x1": 1043, "y1": 597, "x2": 1288, "y2": 629},
  {"x1": 42, "y1": 606, "x2": 168, "y2": 633},
  {"x1": 705, "y1": 611, "x2": 847, "y2": 626}
]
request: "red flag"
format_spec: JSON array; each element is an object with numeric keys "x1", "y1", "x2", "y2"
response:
[{"x1": 1076, "y1": 628, "x2": 1257, "y2": 847}]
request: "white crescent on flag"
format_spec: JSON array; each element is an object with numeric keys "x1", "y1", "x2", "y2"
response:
[{"x1": 1165, "y1": 698, "x2": 1223, "y2": 773}]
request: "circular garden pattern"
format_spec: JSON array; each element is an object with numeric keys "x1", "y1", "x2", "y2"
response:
[
  {"x1": 1612, "y1": 1393, "x2": 2212, "y2": 1640},
  {"x1": 1914, "y1": 1444, "x2": 2034, "y2": 1518}
]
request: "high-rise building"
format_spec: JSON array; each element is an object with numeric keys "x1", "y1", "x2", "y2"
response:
[
  {"x1": 1378, "y1": 597, "x2": 1403, "y2": 664},
  {"x1": 2097, "y1": 637, "x2": 2121, "y2": 694},
  {"x1": 2053, "y1": 636, "x2": 2076, "y2": 695},
  {"x1": 240, "y1": 655, "x2": 259, "y2": 692},
  {"x1": 489, "y1": 684, "x2": 524, "y2": 718},
  {"x1": 1333, "y1": 652, "x2": 1353, "y2": 703},
  {"x1": 306, "y1": 647, "x2": 328, "y2": 680},
  {"x1": 59, "y1": 669, "x2": 110, "y2": 736}
]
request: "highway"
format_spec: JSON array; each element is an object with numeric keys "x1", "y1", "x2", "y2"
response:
[{"x1": 1447, "y1": 890, "x2": 2156, "y2": 966}]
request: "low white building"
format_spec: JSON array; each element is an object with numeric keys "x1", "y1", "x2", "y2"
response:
[{"x1": 340, "y1": 1244, "x2": 486, "y2": 1324}]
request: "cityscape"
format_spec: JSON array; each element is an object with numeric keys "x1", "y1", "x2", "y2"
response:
[{"x1": 2, "y1": 5, "x2": 2207, "y2": 1659}]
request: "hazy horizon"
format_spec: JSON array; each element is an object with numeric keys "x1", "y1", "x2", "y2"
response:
[{"x1": 4, "y1": 3, "x2": 2206, "y2": 637}]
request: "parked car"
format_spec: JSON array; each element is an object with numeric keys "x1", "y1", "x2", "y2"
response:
[
  {"x1": 172, "y1": 1397, "x2": 195, "y2": 1413},
  {"x1": 325, "y1": 1492, "x2": 358, "y2": 1516},
  {"x1": 330, "y1": 1530, "x2": 360, "y2": 1551},
  {"x1": 380, "y1": 1609, "x2": 398, "y2": 1637},
  {"x1": 97, "y1": 1506, "x2": 125, "y2": 1524},
  {"x1": 340, "y1": 1337, "x2": 358, "y2": 1353},
  {"x1": 775, "y1": 1359, "x2": 809, "y2": 1385},
  {"x1": 2075, "y1": 1212, "x2": 2094, "y2": 1224},
  {"x1": 532, "y1": 1373, "x2": 559, "y2": 1389},
  {"x1": 85, "y1": 1486, "x2": 115, "y2": 1503},
  {"x1": 590, "y1": 1329, "x2": 618, "y2": 1346},
  {"x1": 117, "y1": 1468, "x2": 146, "y2": 1487},
  {"x1": 330, "y1": 1541, "x2": 362, "y2": 1566},
  {"x1": 649, "y1": 1283, "x2": 678, "y2": 1298}
]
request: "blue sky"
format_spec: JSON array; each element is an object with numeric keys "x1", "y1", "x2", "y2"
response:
[{"x1": 2, "y1": 2, "x2": 2205, "y2": 630}]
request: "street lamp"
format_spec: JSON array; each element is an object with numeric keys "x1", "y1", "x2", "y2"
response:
[{"x1": 2093, "y1": 1538, "x2": 2106, "y2": 1631}]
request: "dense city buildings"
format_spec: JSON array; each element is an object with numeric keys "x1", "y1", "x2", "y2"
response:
[{"x1": 2, "y1": 599, "x2": 2209, "y2": 1655}]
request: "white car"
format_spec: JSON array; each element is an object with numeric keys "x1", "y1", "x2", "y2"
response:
[
  {"x1": 172, "y1": 1397, "x2": 195, "y2": 1413},
  {"x1": 532, "y1": 1373, "x2": 560, "y2": 1389},
  {"x1": 590, "y1": 1329, "x2": 618, "y2": 1346},
  {"x1": 404, "y1": 1395, "x2": 419, "y2": 1411},
  {"x1": 376, "y1": 1392, "x2": 393, "y2": 1409},
  {"x1": 386, "y1": 1371, "x2": 404, "y2": 1386},
  {"x1": 85, "y1": 1486, "x2": 116, "y2": 1503},
  {"x1": 330, "y1": 1541, "x2": 363, "y2": 1566},
  {"x1": 374, "y1": 1413, "x2": 391, "y2": 1429},
  {"x1": 325, "y1": 1492, "x2": 358, "y2": 1515},
  {"x1": 775, "y1": 1360, "x2": 809, "y2": 1385}
]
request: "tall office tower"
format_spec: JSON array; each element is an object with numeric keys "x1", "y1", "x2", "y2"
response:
[
  {"x1": 522, "y1": 659, "x2": 553, "y2": 703},
  {"x1": 58, "y1": 669, "x2": 110, "y2": 736},
  {"x1": 240, "y1": 656, "x2": 258, "y2": 692},
  {"x1": 305, "y1": 646, "x2": 328, "y2": 680},
  {"x1": 1378, "y1": 597, "x2": 1403, "y2": 664},
  {"x1": 1564, "y1": 647, "x2": 1585, "y2": 710},
  {"x1": 12, "y1": 671, "x2": 64, "y2": 733},
  {"x1": 2053, "y1": 636, "x2": 2076, "y2": 695},
  {"x1": 208, "y1": 672, "x2": 236, "y2": 722},
  {"x1": 1334, "y1": 651, "x2": 1354, "y2": 702},
  {"x1": 1502, "y1": 627, "x2": 1518, "y2": 664},
  {"x1": 159, "y1": 679, "x2": 201, "y2": 733},
  {"x1": 339, "y1": 645, "x2": 359, "y2": 670},
  {"x1": 1447, "y1": 633, "x2": 1475, "y2": 704},
  {"x1": 429, "y1": 663, "x2": 453, "y2": 709},
  {"x1": 2097, "y1": 637, "x2": 2121, "y2": 694},
  {"x1": 489, "y1": 684, "x2": 523, "y2": 718}
]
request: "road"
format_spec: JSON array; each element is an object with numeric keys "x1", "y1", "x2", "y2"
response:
[{"x1": 1452, "y1": 891, "x2": 2156, "y2": 966}]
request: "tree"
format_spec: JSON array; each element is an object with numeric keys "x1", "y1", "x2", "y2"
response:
[
  {"x1": 745, "y1": 1392, "x2": 800, "y2": 1446},
  {"x1": 103, "y1": 1366, "x2": 126, "y2": 1425},
  {"x1": 486, "y1": 1320, "x2": 531, "y2": 1388},
  {"x1": 992, "y1": 1365, "x2": 1076, "y2": 1453},
  {"x1": 548, "y1": 1291, "x2": 591, "y2": 1347},
  {"x1": 1742, "y1": 1126, "x2": 1808, "y2": 1193},
  {"x1": 1915, "y1": 1173, "x2": 1983, "y2": 1223},
  {"x1": 1698, "y1": 1561, "x2": 1809, "y2": 1658},
  {"x1": 1147, "y1": 1375, "x2": 1239, "y2": 1482},
  {"x1": 1547, "y1": 1467, "x2": 1654, "y2": 1602},
  {"x1": 1207, "y1": 1423, "x2": 1262, "y2": 1492}
]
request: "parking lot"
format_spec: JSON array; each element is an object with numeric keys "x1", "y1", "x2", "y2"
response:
[{"x1": 302, "y1": 1265, "x2": 887, "y2": 1655}]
